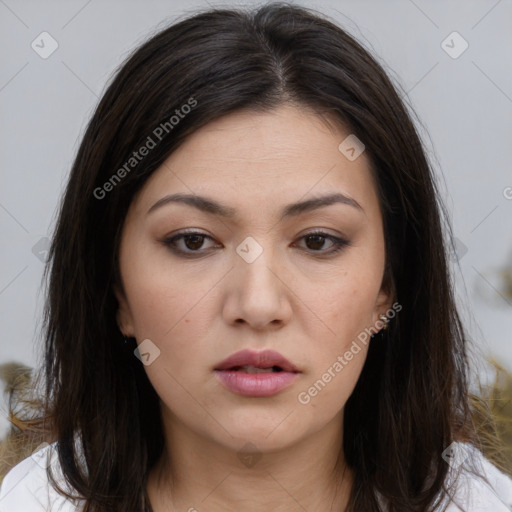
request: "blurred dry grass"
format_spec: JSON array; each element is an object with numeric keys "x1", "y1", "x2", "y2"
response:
[
  {"x1": 0, "y1": 358, "x2": 511, "y2": 484},
  {"x1": 470, "y1": 357, "x2": 512, "y2": 475},
  {"x1": 0, "y1": 362, "x2": 48, "y2": 482}
]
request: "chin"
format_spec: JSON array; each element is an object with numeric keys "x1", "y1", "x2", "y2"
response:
[{"x1": 218, "y1": 415, "x2": 303, "y2": 449}]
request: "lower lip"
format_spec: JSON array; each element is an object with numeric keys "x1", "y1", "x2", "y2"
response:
[{"x1": 214, "y1": 370, "x2": 300, "y2": 397}]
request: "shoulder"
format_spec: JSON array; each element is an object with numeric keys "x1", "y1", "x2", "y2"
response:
[
  {"x1": 442, "y1": 441, "x2": 512, "y2": 512},
  {"x1": 375, "y1": 441, "x2": 512, "y2": 512},
  {"x1": 0, "y1": 442, "x2": 82, "y2": 512}
]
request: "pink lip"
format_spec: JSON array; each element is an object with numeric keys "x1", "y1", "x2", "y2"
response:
[
  {"x1": 214, "y1": 370, "x2": 299, "y2": 397},
  {"x1": 214, "y1": 349, "x2": 300, "y2": 373},
  {"x1": 214, "y1": 349, "x2": 301, "y2": 397}
]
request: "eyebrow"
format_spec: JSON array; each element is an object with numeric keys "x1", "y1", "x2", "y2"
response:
[{"x1": 146, "y1": 192, "x2": 364, "y2": 220}]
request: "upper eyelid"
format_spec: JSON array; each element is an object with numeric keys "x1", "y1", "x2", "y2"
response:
[
  {"x1": 163, "y1": 230, "x2": 348, "y2": 250},
  {"x1": 163, "y1": 229, "x2": 345, "y2": 241}
]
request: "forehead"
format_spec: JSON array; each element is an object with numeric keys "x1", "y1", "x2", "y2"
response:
[
  {"x1": 172, "y1": 105, "x2": 355, "y2": 168},
  {"x1": 130, "y1": 104, "x2": 380, "y2": 221}
]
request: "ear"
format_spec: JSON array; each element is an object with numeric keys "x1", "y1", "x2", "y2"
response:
[
  {"x1": 113, "y1": 283, "x2": 135, "y2": 337},
  {"x1": 371, "y1": 269, "x2": 395, "y2": 327}
]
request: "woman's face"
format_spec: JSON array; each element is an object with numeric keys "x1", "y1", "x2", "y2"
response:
[{"x1": 115, "y1": 104, "x2": 392, "y2": 454}]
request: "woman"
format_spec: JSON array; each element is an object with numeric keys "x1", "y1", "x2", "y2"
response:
[{"x1": 0, "y1": 2, "x2": 511, "y2": 511}]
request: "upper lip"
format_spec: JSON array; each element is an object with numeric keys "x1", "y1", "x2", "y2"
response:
[{"x1": 214, "y1": 349, "x2": 300, "y2": 373}]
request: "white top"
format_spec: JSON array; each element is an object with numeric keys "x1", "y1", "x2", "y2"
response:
[{"x1": 0, "y1": 442, "x2": 511, "y2": 511}]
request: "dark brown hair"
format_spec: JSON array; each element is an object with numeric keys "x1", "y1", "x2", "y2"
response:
[{"x1": 3, "y1": 2, "x2": 509, "y2": 511}]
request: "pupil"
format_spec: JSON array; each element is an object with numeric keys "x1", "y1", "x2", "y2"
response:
[
  {"x1": 306, "y1": 234, "x2": 324, "y2": 250},
  {"x1": 185, "y1": 234, "x2": 204, "y2": 250}
]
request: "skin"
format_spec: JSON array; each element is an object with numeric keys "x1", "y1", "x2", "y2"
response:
[{"x1": 115, "y1": 104, "x2": 393, "y2": 511}]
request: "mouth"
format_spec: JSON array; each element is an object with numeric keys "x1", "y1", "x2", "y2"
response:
[
  {"x1": 214, "y1": 349, "x2": 300, "y2": 373},
  {"x1": 213, "y1": 350, "x2": 301, "y2": 397},
  {"x1": 221, "y1": 365, "x2": 286, "y2": 373}
]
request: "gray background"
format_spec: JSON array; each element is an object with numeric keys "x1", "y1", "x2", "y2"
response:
[{"x1": 1, "y1": 0, "x2": 511, "y2": 436}]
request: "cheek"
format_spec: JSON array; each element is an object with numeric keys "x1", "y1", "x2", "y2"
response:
[
  {"x1": 301, "y1": 272, "x2": 381, "y2": 350},
  {"x1": 121, "y1": 254, "x2": 221, "y2": 381},
  {"x1": 126, "y1": 277, "x2": 180, "y2": 338},
  {"x1": 120, "y1": 238, "x2": 206, "y2": 337},
  {"x1": 290, "y1": 279, "x2": 375, "y2": 407},
  {"x1": 330, "y1": 283, "x2": 377, "y2": 336},
  {"x1": 127, "y1": 283, "x2": 213, "y2": 370},
  {"x1": 296, "y1": 342, "x2": 368, "y2": 426}
]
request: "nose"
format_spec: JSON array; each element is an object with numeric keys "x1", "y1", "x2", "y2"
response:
[{"x1": 221, "y1": 238, "x2": 293, "y2": 331}]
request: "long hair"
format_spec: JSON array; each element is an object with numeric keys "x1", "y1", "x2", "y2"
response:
[{"x1": 2, "y1": 2, "x2": 509, "y2": 511}]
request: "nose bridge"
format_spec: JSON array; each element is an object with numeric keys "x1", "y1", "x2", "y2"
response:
[
  {"x1": 227, "y1": 233, "x2": 291, "y2": 327},
  {"x1": 235, "y1": 234, "x2": 279, "y2": 288}
]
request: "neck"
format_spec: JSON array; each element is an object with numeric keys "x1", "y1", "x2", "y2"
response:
[{"x1": 147, "y1": 410, "x2": 353, "y2": 512}]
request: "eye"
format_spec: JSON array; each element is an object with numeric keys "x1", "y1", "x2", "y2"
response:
[
  {"x1": 162, "y1": 230, "x2": 218, "y2": 256},
  {"x1": 294, "y1": 230, "x2": 350, "y2": 256},
  {"x1": 162, "y1": 230, "x2": 350, "y2": 257}
]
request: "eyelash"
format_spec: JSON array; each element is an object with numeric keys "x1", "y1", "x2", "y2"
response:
[{"x1": 162, "y1": 230, "x2": 350, "y2": 258}]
